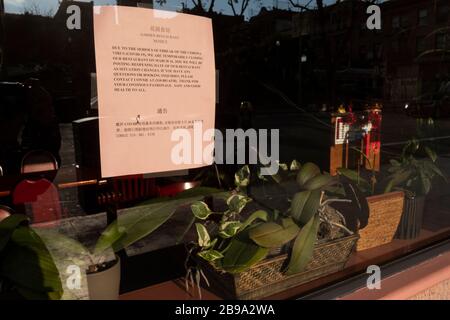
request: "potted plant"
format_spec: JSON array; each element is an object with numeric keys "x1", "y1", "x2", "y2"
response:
[
  {"x1": 385, "y1": 138, "x2": 446, "y2": 239},
  {"x1": 0, "y1": 211, "x2": 63, "y2": 299},
  {"x1": 182, "y1": 163, "x2": 362, "y2": 299},
  {"x1": 40, "y1": 199, "x2": 185, "y2": 300}
]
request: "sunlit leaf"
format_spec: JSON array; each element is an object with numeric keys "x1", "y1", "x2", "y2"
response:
[
  {"x1": 235, "y1": 165, "x2": 250, "y2": 188},
  {"x1": 290, "y1": 190, "x2": 321, "y2": 226},
  {"x1": 221, "y1": 228, "x2": 269, "y2": 274},
  {"x1": 239, "y1": 210, "x2": 268, "y2": 232},
  {"x1": 96, "y1": 201, "x2": 178, "y2": 253},
  {"x1": 227, "y1": 194, "x2": 252, "y2": 214},
  {"x1": 219, "y1": 221, "x2": 242, "y2": 238},
  {"x1": 191, "y1": 201, "x2": 212, "y2": 220},
  {"x1": 290, "y1": 160, "x2": 301, "y2": 171},
  {"x1": 249, "y1": 218, "x2": 300, "y2": 248},
  {"x1": 302, "y1": 173, "x2": 334, "y2": 191},
  {"x1": 195, "y1": 223, "x2": 211, "y2": 247},
  {"x1": 296, "y1": 162, "x2": 320, "y2": 188},
  {"x1": 197, "y1": 249, "x2": 224, "y2": 262},
  {"x1": 285, "y1": 215, "x2": 320, "y2": 275}
]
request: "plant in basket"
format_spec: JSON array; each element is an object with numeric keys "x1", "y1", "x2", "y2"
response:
[
  {"x1": 183, "y1": 163, "x2": 365, "y2": 299},
  {"x1": 336, "y1": 146, "x2": 408, "y2": 251}
]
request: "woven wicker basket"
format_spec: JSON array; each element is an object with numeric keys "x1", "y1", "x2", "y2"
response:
[
  {"x1": 356, "y1": 191, "x2": 404, "y2": 251},
  {"x1": 198, "y1": 234, "x2": 359, "y2": 300}
]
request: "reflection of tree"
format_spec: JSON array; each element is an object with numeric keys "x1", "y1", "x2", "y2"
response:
[
  {"x1": 228, "y1": 0, "x2": 261, "y2": 17},
  {"x1": 156, "y1": 0, "x2": 216, "y2": 13},
  {"x1": 288, "y1": 0, "x2": 382, "y2": 106},
  {"x1": 157, "y1": 0, "x2": 260, "y2": 17},
  {"x1": 23, "y1": 0, "x2": 54, "y2": 17}
]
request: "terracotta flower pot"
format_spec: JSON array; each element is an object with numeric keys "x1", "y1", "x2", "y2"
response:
[{"x1": 86, "y1": 256, "x2": 121, "y2": 300}]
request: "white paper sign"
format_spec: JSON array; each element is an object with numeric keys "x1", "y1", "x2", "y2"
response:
[{"x1": 93, "y1": 6, "x2": 215, "y2": 177}]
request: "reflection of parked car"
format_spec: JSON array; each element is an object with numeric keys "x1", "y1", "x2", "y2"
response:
[{"x1": 405, "y1": 82, "x2": 450, "y2": 118}]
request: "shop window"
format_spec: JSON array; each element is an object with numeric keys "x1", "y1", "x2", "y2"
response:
[
  {"x1": 392, "y1": 16, "x2": 400, "y2": 29},
  {"x1": 437, "y1": 4, "x2": 449, "y2": 24},
  {"x1": 401, "y1": 15, "x2": 410, "y2": 28},
  {"x1": 436, "y1": 33, "x2": 447, "y2": 50},
  {"x1": 2, "y1": 0, "x2": 450, "y2": 302},
  {"x1": 418, "y1": 9, "x2": 428, "y2": 26},
  {"x1": 416, "y1": 36, "x2": 427, "y2": 54}
]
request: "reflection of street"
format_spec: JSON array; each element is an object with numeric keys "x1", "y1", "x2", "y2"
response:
[
  {"x1": 253, "y1": 110, "x2": 450, "y2": 161},
  {"x1": 54, "y1": 124, "x2": 85, "y2": 217}
]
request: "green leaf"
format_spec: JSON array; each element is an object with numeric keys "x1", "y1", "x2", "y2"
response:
[
  {"x1": 36, "y1": 229, "x2": 91, "y2": 261},
  {"x1": 337, "y1": 168, "x2": 371, "y2": 194},
  {"x1": 195, "y1": 223, "x2": 211, "y2": 247},
  {"x1": 235, "y1": 165, "x2": 250, "y2": 188},
  {"x1": 197, "y1": 249, "x2": 223, "y2": 262},
  {"x1": 249, "y1": 218, "x2": 300, "y2": 248},
  {"x1": 424, "y1": 160, "x2": 447, "y2": 182},
  {"x1": 221, "y1": 228, "x2": 269, "y2": 274},
  {"x1": 286, "y1": 214, "x2": 321, "y2": 275},
  {"x1": 290, "y1": 190, "x2": 321, "y2": 226},
  {"x1": 96, "y1": 201, "x2": 177, "y2": 254},
  {"x1": 390, "y1": 159, "x2": 401, "y2": 167},
  {"x1": 1, "y1": 226, "x2": 63, "y2": 297},
  {"x1": 384, "y1": 169, "x2": 412, "y2": 194},
  {"x1": 239, "y1": 210, "x2": 268, "y2": 232},
  {"x1": 419, "y1": 171, "x2": 431, "y2": 195},
  {"x1": 219, "y1": 221, "x2": 242, "y2": 238},
  {"x1": 301, "y1": 173, "x2": 334, "y2": 191},
  {"x1": 227, "y1": 195, "x2": 251, "y2": 214},
  {"x1": 279, "y1": 163, "x2": 288, "y2": 171},
  {"x1": 290, "y1": 160, "x2": 301, "y2": 171},
  {"x1": 296, "y1": 162, "x2": 320, "y2": 188},
  {"x1": 191, "y1": 201, "x2": 212, "y2": 220},
  {"x1": 424, "y1": 146, "x2": 437, "y2": 162},
  {"x1": 0, "y1": 214, "x2": 29, "y2": 251}
]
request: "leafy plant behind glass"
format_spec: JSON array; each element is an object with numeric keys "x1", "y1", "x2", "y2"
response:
[
  {"x1": 337, "y1": 118, "x2": 446, "y2": 197},
  {"x1": 39, "y1": 199, "x2": 184, "y2": 274},
  {"x1": 0, "y1": 214, "x2": 62, "y2": 300},
  {"x1": 384, "y1": 137, "x2": 446, "y2": 196},
  {"x1": 187, "y1": 162, "x2": 365, "y2": 291}
]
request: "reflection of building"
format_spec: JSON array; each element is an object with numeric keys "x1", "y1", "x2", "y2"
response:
[
  {"x1": 383, "y1": 0, "x2": 450, "y2": 108},
  {"x1": 289, "y1": 0, "x2": 450, "y2": 110},
  {"x1": 292, "y1": 1, "x2": 384, "y2": 108},
  {"x1": 53, "y1": 0, "x2": 95, "y2": 121},
  {"x1": 117, "y1": 0, "x2": 154, "y2": 8}
]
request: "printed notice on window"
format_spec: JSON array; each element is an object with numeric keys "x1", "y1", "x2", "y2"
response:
[{"x1": 93, "y1": 6, "x2": 215, "y2": 178}]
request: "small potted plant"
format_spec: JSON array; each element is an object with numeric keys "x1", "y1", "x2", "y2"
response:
[
  {"x1": 181, "y1": 163, "x2": 362, "y2": 299},
  {"x1": 385, "y1": 139, "x2": 446, "y2": 239},
  {"x1": 41, "y1": 200, "x2": 184, "y2": 300}
]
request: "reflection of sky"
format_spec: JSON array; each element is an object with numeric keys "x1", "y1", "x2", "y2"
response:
[{"x1": 4, "y1": 0, "x2": 342, "y2": 17}]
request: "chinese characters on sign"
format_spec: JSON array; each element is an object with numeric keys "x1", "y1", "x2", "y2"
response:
[{"x1": 93, "y1": 6, "x2": 215, "y2": 177}]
